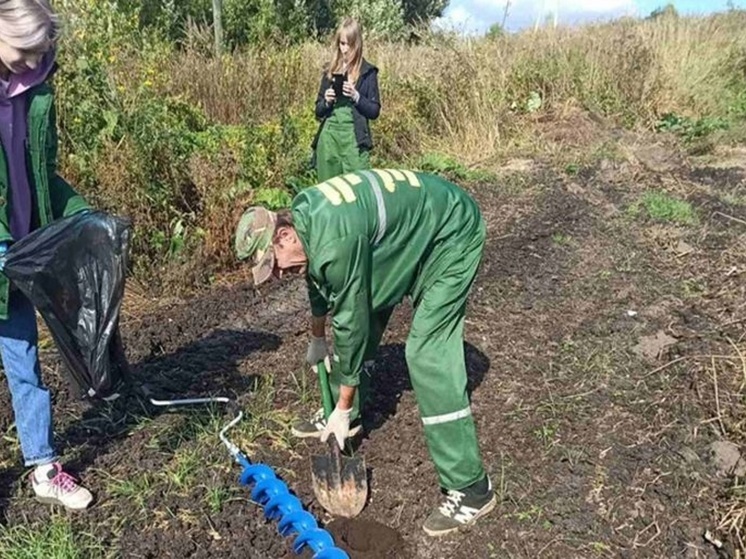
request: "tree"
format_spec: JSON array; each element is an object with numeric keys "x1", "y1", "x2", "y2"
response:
[
  {"x1": 119, "y1": 0, "x2": 452, "y2": 47},
  {"x1": 401, "y1": 0, "x2": 448, "y2": 26},
  {"x1": 330, "y1": 0, "x2": 406, "y2": 39},
  {"x1": 306, "y1": 0, "x2": 336, "y2": 37},
  {"x1": 646, "y1": 3, "x2": 678, "y2": 20},
  {"x1": 486, "y1": 22, "x2": 503, "y2": 40},
  {"x1": 134, "y1": 0, "x2": 213, "y2": 40}
]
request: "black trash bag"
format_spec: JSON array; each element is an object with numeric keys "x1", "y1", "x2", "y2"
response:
[{"x1": 1, "y1": 210, "x2": 133, "y2": 400}]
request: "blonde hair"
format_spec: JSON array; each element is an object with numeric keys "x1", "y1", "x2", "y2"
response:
[
  {"x1": 327, "y1": 18, "x2": 363, "y2": 84},
  {"x1": 0, "y1": 0, "x2": 59, "y2": 51}
]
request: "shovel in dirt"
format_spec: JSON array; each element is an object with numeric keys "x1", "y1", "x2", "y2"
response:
[{"x1": 310, "y1": 357, "x2": 368, "y2": 518}]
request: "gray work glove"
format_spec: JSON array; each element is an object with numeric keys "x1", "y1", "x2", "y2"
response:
[{"x1": 306, "y1": 336, "x2": 328, "y2": 365}]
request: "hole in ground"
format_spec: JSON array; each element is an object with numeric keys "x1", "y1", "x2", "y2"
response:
[{"x1": 326, "y1": 518, "x2": 407, "y2": 558}]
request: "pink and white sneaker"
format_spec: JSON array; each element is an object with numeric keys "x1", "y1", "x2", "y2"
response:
[{"x1": 31, "y1": 463, "x2": 93, "y2": 511}]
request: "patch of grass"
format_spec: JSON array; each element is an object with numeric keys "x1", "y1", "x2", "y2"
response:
[
  {"x1": 590, "y1": 541, "x2": 613, "y2": 554},
  {"x1": 0, "y1": 516, "x2": 105, "y2": 559},
  {"x1": 552, "y1": 340, "x2": 632, "y2": 418},
  {"x1": 559, "y1": 338, "x2": 578, "y2": 354},
  {"x1": 514, "y1": 504, "x2": 544, "y2": 523},
  {"x1": 718, "y1": 191, "x2": 746, "y2": 207},
  {"x1": 235, "y1": 375, "x2": 296, "y2": 454},
  {"x1": 591, "y1": 140, "x2": 625, "y2": 162},
  {"x1": 682, "y1": 278, "x2": 707, "y2": 298},
  {"x1": 416, "y1": 152, "x2": 495, "y2": 183},
  {"x1": 558, "y1": 340, "x2": 616, "y2": 381},
  {"x1": 288, "y1": 367, "x2": 314, "y2": 407},
  {"x1": 163, "y1": 447, "x2": 202, "y2": 490},
  {"x1": 552, "y1": 233, "x2": 572, "y2": 246},
  {"x1": 561, "y1": 446, "x2": 587, "y2": 467},
  {"x1": 656, "y1": 112, "x2": 730, "y2": 143},
  {"x1": 596, "y1": 269, "x2": 613, "y2": 280},
  {"x1": 628, "y1": 191, "x2": 697, "y2": 225},
  {"x1": 613, "y1": 251, "x2": 639, "y2": 274},
  {"x1": 152, "y1": 406, "x2": 228, "y2": 453},
  {"x1": 103, "y1": 471, "x2": 155, "y2": 510},
  {"x1": 204, "y1": 485, "x2": 232, "y2": 514},
  {"x1": 533, "y1": 421, "x2": 560, "y2": 448}
]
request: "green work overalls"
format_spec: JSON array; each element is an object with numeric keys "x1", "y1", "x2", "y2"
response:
[
  {"x1": 293, "y1": 170, "x2": 486, "y2": 491},
  {"x1": 315, "y1": 96, "x2": 370, "y2": 182}
]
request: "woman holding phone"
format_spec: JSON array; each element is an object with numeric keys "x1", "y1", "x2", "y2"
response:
[{"x1": 312, "y1": 17, "x2": 380, "y2": 182}]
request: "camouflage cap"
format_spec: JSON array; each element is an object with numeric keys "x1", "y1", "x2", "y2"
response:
[{"x1": 234, "y1": 207, "x2": 278, "y2": 285}]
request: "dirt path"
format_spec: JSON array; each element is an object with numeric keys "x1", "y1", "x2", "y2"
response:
[{"x1": 0, "y1": 141, "x2": 744, "y2": 558}]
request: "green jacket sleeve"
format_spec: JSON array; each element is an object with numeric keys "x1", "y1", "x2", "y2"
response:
[
  {"x1": 306, "y1": 273, "x2": 329, "y2": 317},
  {"x1": 50, "y1": 175, "x2": 89, "y2": 218},
  {"x1": 46, "y1": 99, "x2": 90, "y2": 219},
  {"x1": 0, "y1": 215, "x2": 10, "y2": 243},
  {"x1": 317, "y1": 235, "x2": 371, "y2": 387}
]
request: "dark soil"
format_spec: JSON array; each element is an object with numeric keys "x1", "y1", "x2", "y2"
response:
[
  {"x1": 0, "y1": 145, "x2": 745, "y2": 558},
  {"x1": 327, "y1": 518, "x2": 407, "y2": 558}
]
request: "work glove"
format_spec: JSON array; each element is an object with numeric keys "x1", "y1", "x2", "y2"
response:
[
  {"x1": 320, "y1": 405, "x2": 352, "y2": 450},
  {"x1": 306, "y1": 336, "x2": 328, "y2": 365}
]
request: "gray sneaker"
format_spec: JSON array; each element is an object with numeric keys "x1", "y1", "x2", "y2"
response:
[
  {"x1": 291, "y1": 408, "x2": 363, "y2": 439},
  {"x1": 423, "y1": 476, "x2": 496, "y2": 536}
]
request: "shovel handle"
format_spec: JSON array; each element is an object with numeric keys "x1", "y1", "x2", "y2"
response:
[
  {"x1": 318, "y1": 359, "x2": 346, "y2": 454},
  {"x1": 328, "y1": 435, "x2": 343, "y2": 467},
  {"x1": 316, "y1": 358, "x2": 335, "y2": 420}
]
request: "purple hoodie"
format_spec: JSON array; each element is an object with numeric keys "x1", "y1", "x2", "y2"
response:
[{"x1": 0, "y1": 51, "x2": 56, "y2": 240}]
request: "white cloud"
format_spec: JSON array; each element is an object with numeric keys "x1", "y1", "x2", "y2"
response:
[
  {"x1": 470, "y1": 0, "x2": 635, "y2": 11},
  {"x1": 439, "y1": 0, "x2": 640, "y2": 34},
  {"x1": 471, "y1": 0, "x2": 509, "y2": 8},
  {"x1": 445, "y1": 5, "x2": 475, "y2": 24},
  {"x1": 528, "y1": 0, "x2": 635, "y2": 12},
  {"x1": 433, "y1": 4, "x2": 483, "y2": 33}
]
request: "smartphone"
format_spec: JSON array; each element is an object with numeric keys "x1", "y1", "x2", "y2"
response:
[{"x1": 332, "y1": 73, "x2": 345, "y2": 99}]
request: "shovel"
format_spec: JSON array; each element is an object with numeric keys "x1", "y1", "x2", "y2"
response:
[{"x1": 310, "y1": 357, "x2": 368, "y2": 517}]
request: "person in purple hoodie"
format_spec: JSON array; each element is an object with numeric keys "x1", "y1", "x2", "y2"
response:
[{"x1": 0, "y1": 0, "x2": 93, "y2": 510}]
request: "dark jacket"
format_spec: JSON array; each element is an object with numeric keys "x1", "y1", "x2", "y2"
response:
[{"x1": 312, "y1": 59, "x2": 380, "y2": 152}]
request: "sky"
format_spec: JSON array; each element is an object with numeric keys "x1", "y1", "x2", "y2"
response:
[{"x1": 435, "y1": 0, "x2": 746, "y2": 35}]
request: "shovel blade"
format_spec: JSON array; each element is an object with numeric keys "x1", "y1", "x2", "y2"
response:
[{"x1": 311, "y1": 445, "x2": 367, "y2": 518}]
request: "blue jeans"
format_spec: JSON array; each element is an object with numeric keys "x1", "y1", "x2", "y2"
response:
[{"x1": 0, "y1": 290, "x2": 55, "y2": 466}]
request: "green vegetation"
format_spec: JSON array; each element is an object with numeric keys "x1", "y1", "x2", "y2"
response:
[
  {"x1": 0, "y1": 517, "x2": 105, "y2": 559},
  {"x1": 655, "y1": 112, "x2": 730, "y2": 143},
  {"x1": 629, "y1": 191, "x2": 697, "y2": 225},
  {"x1": 50, "y1": 4, "x2": 746, "y2": 291}
]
